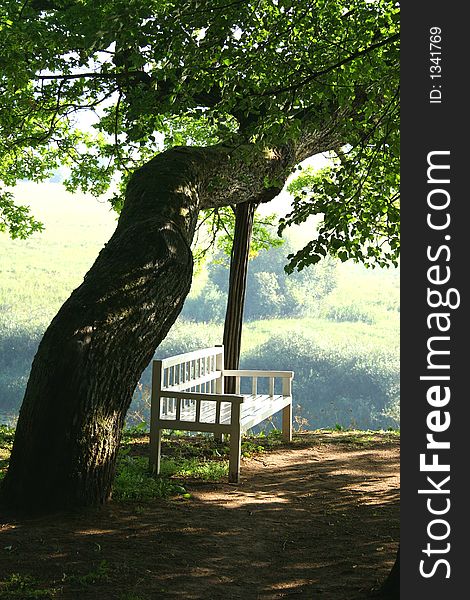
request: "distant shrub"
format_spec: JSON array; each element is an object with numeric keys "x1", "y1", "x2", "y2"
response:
[
  {"x1": 180, "y1": 282, "x2": 226, "y2": 323},
  {"x1": 154, "y1": 321, "x2": 221, "y2": 359},
  {"x1": 383, "y1": 397, "x2": 400, "y2": 423},
  {"x1": 323, "y1": 302, "x2": 375, "y2": 324},
  {"x1": 185, "y1": 242, "x2": 337, "y2": 322},
  {"x1": 242, "y1": 332, "x2": 399, "y2": 430}
]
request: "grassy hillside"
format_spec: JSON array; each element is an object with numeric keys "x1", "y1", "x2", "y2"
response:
[
  {"x1": 1, "y1": 182, "x2": 117, "y2": 323},
  {"x1": 0, "y1": 182, "x2": 399, "y2": 429}
]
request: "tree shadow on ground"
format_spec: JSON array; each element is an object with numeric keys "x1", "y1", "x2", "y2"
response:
[{"x1": 0, "y1": 434, "x2": 399, "y2": 600}]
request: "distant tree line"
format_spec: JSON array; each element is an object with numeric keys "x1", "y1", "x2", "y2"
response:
[{"x1": 182, "y1": 240, "x2": 337, "y2": 322}]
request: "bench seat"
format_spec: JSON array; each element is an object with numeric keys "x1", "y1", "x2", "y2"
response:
[{"x1": 158, "y1": 394, "x2": 289, "y2": 430}]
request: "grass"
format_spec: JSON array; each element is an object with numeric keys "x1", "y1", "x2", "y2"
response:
[
  {"x1": 315, "y1": 427, "x2": 400, "y2": 448},
  {"x1": 241, "y1": 314, "x2": 398, "y2": 354},
  {"x1": 2, "y1": 424, "x2": 400, "y2": 499},
  {"x1": 65, "y1": 560, "x2": 110, "y2": 587},
  {"x1": 0, "y1": 422, "x2": 288, "y2": 503},
  {"x1": 0, "y1": 574, "x2": 58, "y2": 599},
  {"x1": 114, "y1": 428, "x2": 286, "y2": 501},
  {"x1": 0, "y1": 184, "x2": 116, "y2": 326},
  {"x1": 0, "y1": 426, "x2": 399, "y2": 504},
  {"x1": 0, "y1": 560, "x2": 110, "y2": 598},
  {"x1": 0, "y1": 424, "x2": 14, "y2": 481},
  {"x1": 0, "y1": 425, "x2": 288, "y2": 503}
]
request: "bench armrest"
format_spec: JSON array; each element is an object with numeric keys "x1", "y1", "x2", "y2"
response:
[
  {"x1": 223, "y1": 369, "x2": 294, "y2": 379},
  {"x1": 159, "y1": 389, "x2": 245, "y2": 404}
]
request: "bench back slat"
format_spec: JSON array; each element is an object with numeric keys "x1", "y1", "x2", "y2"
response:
[
  {"x1": 162, "y1": 371, "x2": 222, "y2": 392},
  {"x1": 154, "y1": 346, "x2": 224, "y2": 394},
  {"x1": 269, "y1": 377, "x2": 275, "y2": 397}
]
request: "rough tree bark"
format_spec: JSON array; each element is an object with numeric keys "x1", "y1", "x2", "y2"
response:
[{"x1": 223, "y1": 201, "x2": 257, "y2": 394}]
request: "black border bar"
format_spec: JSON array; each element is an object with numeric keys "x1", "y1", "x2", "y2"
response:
[{"x1": 401, "y1": 3, "x2": 468, "y2": 597}]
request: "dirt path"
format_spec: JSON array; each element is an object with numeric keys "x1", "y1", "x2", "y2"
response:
[{"x1": 0, "y1": 433, "x2": 399, "y2": 599}]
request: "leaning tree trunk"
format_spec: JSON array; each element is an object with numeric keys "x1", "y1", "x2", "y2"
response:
[
  {"x1": 1, "y1": 147, "x2": 200, "y2": 510},
  {"x1": 0, "y1": 142, "x2": 298, "y2": 511},
  {"x1": 223, "y1": 201, "x2": 257, "y2": 393}
]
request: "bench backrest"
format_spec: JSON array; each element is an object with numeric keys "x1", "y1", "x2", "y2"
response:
[{"x1": 153, "y1": 345, "x2": 224, "y2": 395}]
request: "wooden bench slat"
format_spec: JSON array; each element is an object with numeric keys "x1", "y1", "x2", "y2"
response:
[
  {"x1": 159, "y1": 400, "x2": 233, "y2": 425},
  {"x1": 159, "y1": 346, "x2": 224, "y2": 368},
  {"x1": 240, "y1": 396, "x2": 291, "y2": 432},
  {"x1": 160, "y1": 389, "x2": 244, "y2": 403},
  {"x1": 159, "y1": 394, "x2": 290, "y2": 429},
  {"x1": 163, "y1": 371, "x2": 222, "y2": 392}
]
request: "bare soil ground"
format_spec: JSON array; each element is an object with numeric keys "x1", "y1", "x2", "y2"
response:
[{"x1": 0, "y1": 432, "x2": 399, "y2": 599}]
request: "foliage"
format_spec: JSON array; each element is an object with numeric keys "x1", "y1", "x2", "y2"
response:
[
  {"x1": 319, "y1": 428, "x2": 400, "y2": 445},
  {"x1": 1, "y1": 0, "x2": 399, "y2": 272},
  {"x1": 281, "y1": 141, "x2": 400, "y2": 271},
  {"x1": 193, "y1": 205, "x2": 284, "y2": 266},
  {"x1": 66, "y1": 561, "x2": 110, "y2": 587},
  {"x1": 0, "y1": 574, "x2": 57, "y2": 599},
  {"x1": 0, "y1": 425, "x2": 15, "y2": 481},
  {"x1": 0, "y1": 424, "x2": 15, "y2": 443},
  {"x1": 85, "y1": 430, "x2": 286, "y2": 500},
  {"x1": 161, "y1": 457, "x2": 228, "y2": 481},
  {"x1": 113, "y1": 451, "x2": 179, "y2": 501},
  {"x1": 181, "y1": 281, "x2": 227, "y2": 322},
  {"x1": 0, "y1": 321, "x2": 43, "y2": 415},
  {"x1": 2, "y1": 424, "x2": 263, "y2": 502},
  {"x1": 152, "y1": 320, "x2": 221, "y2": 356},
  {"x1": 2, "y1": 425, "x2": 398, "y2": 514},
  {"x1": 0, "y1": 191, "x2": 44, "y2": 239},
  {"x1": 323, "y1": 300, "x2": 375, "y2": 324}
]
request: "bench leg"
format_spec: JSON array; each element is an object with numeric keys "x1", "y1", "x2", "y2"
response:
[
  {"x1": 149, "y1": 427, "x2": 162, "y2": 475},
  {"x1": 228, "y1": 429, "x2": 241, "y2": 483},
  {"x1": 282, "y1": 403, "x2": 292, "y2": 442}
]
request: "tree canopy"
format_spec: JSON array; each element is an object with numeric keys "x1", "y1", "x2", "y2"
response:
[{"x1": 1, "y1": 0, "x2": 399, "y2": 266}]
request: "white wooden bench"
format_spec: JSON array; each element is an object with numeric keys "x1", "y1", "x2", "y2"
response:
[{"x1": 148, "y1": 345, "x2": 293, "y2": 483}]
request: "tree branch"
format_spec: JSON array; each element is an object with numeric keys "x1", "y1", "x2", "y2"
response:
[
  {"x1": 37, "y1": 71, "x2": 146, "y2": 82},
  {"x1": 251, "y1": 33, "x2": 399, "y2": 98}
]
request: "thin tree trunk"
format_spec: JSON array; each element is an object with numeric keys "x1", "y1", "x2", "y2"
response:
[{"x1": 223, "y1": 202, "x2": 257, "y2": 393}]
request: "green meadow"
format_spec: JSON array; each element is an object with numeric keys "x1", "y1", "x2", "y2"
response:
[{"x1": 0, "y1": 182, "x2": 399, "y2": 430}]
